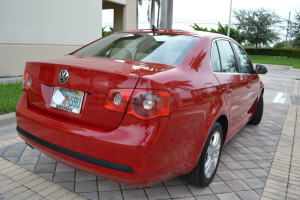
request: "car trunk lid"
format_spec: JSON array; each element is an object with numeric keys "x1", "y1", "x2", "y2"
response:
[{"x1": 25, "y1": 55, "x2": 175, "y2": 129}]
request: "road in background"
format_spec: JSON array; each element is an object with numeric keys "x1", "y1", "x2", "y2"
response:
[{"x1": 258, "y1": 64, "x2": 300, "y2": 106}]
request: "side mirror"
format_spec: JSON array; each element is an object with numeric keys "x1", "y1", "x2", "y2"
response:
[{"x1": 256, "y1": 64, "x2": 268, "y2": 74}]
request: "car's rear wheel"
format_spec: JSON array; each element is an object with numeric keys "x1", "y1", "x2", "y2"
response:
[
  {"x1": 182, "y1": 122, "x2": 223, "y2": 187},
  {"x1": 248, "y1": 95, "x2": 264, "y2": 125}
]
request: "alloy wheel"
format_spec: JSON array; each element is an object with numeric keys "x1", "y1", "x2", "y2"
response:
[{"x1": 204, "y1": 130, "x2": 221, "y2": 179}]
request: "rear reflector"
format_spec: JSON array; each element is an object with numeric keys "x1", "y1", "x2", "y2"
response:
[{"x1": 23, "y1": 72, "x2": 33, "y2": 92}]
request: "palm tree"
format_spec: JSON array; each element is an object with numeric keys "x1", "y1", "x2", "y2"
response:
[
  {"x1": 166, "y1": 0, "x2": 173, "y2": 29},
  {"x1": 147, "y1": 0, "x2": 161, "y2": 28},
  {"x1": 150, "y1": 0, "x2": 156, "y2": 28},
  {"x1": 156, "y1": 0, "x2": 161, "y2": 28},
  {"x1": 160, "y1": 0, "x2": 167, "y2": 28},
  {"x1": 159, "y1": 0, "x2": 173, "y2": 29}
]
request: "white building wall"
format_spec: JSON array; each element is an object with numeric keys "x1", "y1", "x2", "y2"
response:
[
  {"x1": 0, "y1": 44, "x2": 83, "y2": 76},
  {"x1": 0, "y1": 0, "x2": 103, "y2": 76}
]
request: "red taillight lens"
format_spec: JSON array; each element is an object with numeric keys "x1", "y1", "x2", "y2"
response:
[
  {"x1": 104, "y1": 89, "x2": 171, "y2": 120},
  {"x1": 23, "y1": 72, "x2": 33, "y2": 92},
  {"x1": 127, "y1": 90, "x2": 171, "y2": 120},
  {"x1": 104, "y1": 89, "x2": 133, "y2": 112}
]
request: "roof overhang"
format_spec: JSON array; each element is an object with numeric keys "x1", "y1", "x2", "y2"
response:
[{"x1": 103, "y1": 0, "x2": 126, "y2": 6}]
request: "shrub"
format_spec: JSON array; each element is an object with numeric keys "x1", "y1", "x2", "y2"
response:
[
  {"x1": 245, "y1": 48, "x2": 300, "y2": 59},
  {"x1": 102, "y1": 26, "x2": 114, "y2": 37}
]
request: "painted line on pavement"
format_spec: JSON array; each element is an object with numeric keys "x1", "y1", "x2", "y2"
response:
[
  {"x1": 273, "y1": 92, "x2": 283, "y2": 103},
  {"x1": 279, "y1": 98, "x2": 286, "y2": 104}
]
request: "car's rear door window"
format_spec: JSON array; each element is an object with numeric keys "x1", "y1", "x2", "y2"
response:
[
  {"x1": 231, "y1": 43, "x2": 254, "y2": 74},
  {"x1": 215, "y1": 40, "x2": 239, "y2": 73},
  {"x1": 211, "y1": 42, "x2": 222, "y2": 72}
]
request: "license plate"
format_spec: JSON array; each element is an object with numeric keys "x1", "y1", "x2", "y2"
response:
[{"x1": 50, "y1": 87, "x2": 84, "y2": 114}]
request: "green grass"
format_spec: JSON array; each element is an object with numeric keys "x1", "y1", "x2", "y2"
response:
[
  {"x1": 0, "y1": 81, "x2": 22, "y2": 115},
  {"x1": 249, "y1": 55, "x2": 300, "y2": 69}
]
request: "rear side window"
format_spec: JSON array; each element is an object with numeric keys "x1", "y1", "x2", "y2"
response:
[
  {"x1": 214, "y1": 40, "x2": 239, "y2": 73},
  {"x1": 73, "y1": 33, "x2": 200, "y2": 66},
  {"x1": 231, "y1": 43, "x2": 254, "y2": 74},
  {"x1": 211, "y1": 43, "x2": 222, "y2": 72}
]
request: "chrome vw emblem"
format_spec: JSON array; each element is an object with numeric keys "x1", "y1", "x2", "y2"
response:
[{"x1": 59, "y1": 70, "x2": 69, "y2": 84}]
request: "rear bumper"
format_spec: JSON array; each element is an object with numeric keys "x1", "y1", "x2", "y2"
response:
[
  {"x1": 17, "y1": 126, "x2": 134, "y2": 173},
  {"x1": 16, "y1": 93, "x2": 200, "y2": 186}
]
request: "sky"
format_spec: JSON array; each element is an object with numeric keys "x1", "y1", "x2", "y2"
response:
[{"x1": 103, "y1": 0, "x2": 300, "y2": 31}]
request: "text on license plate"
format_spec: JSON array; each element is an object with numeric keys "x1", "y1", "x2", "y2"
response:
[{"x1": 50, "y1": 87, "x2": 84, "y2": 114}]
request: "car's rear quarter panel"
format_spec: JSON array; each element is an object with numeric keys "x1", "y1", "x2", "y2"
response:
[{"x1": 135, "y1": 36, "x2": 230, "y2": 165}]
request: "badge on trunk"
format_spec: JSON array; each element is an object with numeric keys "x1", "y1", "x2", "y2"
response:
[{"x1": 59, "y1": 69, "x2": 69, "y2": 84}]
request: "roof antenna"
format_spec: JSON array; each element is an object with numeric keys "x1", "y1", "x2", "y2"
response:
[{"x1": 152, "y1": 25, "x2": 159, "y2": 31}]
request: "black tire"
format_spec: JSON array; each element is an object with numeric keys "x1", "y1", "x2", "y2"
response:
[
  {"x1": 182, "y1": 122, "x2": 223, "y2": 187},
  {"x1": 248, "y1": 95, "x2": 264, "y2": 125}
]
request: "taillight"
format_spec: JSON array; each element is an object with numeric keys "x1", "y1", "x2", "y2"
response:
[
  {"x1": 104, "y1": 89, "x2": 133, "y2": 112},
  {"x1": 23, "y1": 72, "x2": 33, "y2": 91},
  {"x1": 127, "y1": 90, "x2": 171, "y2": 120},
  {"x1": 104, "y1": 89, "x2": 171, "y2": 120}
]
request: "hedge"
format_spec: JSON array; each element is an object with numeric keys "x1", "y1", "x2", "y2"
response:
[{"x1": 244, "y1": 48, "x2": 300, "y2": 59}]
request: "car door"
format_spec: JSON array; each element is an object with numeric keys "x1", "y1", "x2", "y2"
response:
[
  {"x1": 231, "y1": 42, "x2": 261, "y2": 121},
  {"x1": 211, "y1": 39, "x2": 249, "y2": 138}
]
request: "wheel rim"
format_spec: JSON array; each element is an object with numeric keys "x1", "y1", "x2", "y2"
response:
[{"x1": 204, "y1": 130, "x2": 221, "y2": 179}]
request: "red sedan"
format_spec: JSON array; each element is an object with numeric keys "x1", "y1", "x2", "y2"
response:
[{"x1": 16, "y1": 29, "x2": 267, "y2": 187}]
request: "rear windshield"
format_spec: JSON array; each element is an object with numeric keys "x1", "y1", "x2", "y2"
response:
[{"x1": 73, "y1": 33, "x2": 200, "y2": 66}]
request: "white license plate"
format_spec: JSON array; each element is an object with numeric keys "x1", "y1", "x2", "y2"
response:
[{"x1": 50, "y1": 87, "x2": 84, "y2": 114}]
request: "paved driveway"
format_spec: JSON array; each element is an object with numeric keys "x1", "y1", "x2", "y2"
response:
[{"x1": 0, "y1": 65, "x2": 299, "y2": 200}]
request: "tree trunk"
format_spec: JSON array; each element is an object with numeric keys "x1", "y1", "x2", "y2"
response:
[
  {"x1": 150, "y1": 0, "x2": 156, "y2": 28},
  {"x1": 157, "y1": 1, "x2": 160, "y2": 28},
  {"x1": 166, "y1": 0, "x2": 173, "y2": 29},
  {"x1": 136, "y1": 5, "x2": 139, "y2": 29},
  {"x1": 255, "y1": 43, "x2": 258, "y2": 55},
  {"x1": 160, "y1": 0, "x2": 167, "y2": 29}
]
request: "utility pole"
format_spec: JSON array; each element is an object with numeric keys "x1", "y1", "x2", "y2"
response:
[
  {"x1": 227, "y1": 0, "x2": 233, "y2": 37},
  {"x1": 285, "y1": 11, "x2": 291, "y2": 48}
]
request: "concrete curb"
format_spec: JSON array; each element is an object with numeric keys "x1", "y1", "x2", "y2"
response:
[
  {"x1": 290, "y1": 66, "x2": 300, "y2": 71},
  {"x1": 0, "y1": 77, "x2": 23, "y2": 84},
  {"x1": 253, "y1": 63, "x2": 300, "y2": 71},
  {"x1": 0, "y1": 112, "x2": 16, "y2": 128}
]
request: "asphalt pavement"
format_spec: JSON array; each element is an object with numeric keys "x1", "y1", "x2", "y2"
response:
[{"x1": 259, "y1": 64, "x2": 300, "y2": 107}]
